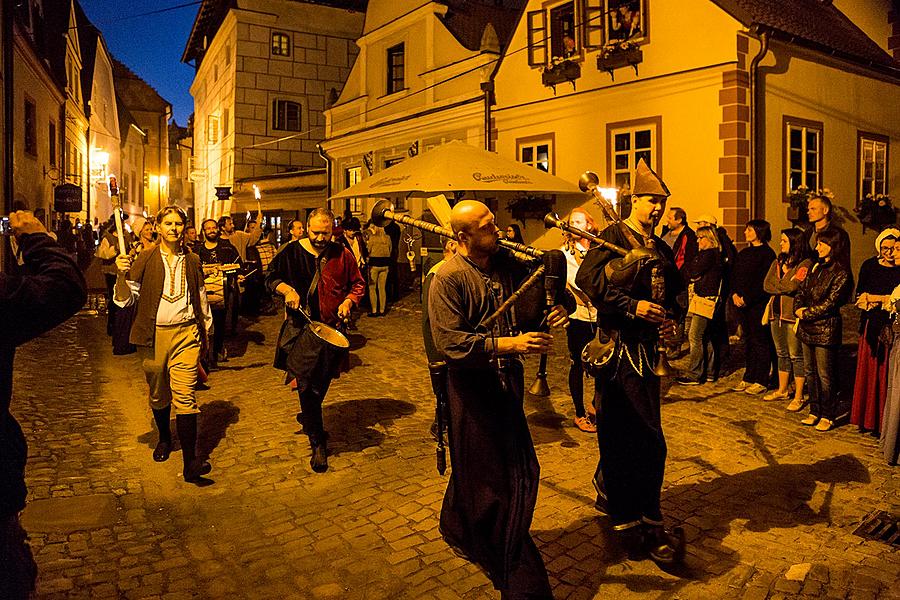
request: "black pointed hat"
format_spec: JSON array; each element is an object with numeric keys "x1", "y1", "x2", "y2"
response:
[{"x1": 632, "y1": 158, "x2": 670, "y2": 198}]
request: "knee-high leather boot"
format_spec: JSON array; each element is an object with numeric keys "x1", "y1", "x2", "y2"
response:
[
  {"x1": 151, "y1": 406, "x2": 172, "y2": 462},
  {"x1": 176, "y1": 414, "x2": 212, "y2": 483}
]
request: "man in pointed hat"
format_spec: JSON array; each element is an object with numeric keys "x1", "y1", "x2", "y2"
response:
[{"x1": 576, "y1": 159, "x2": 687, "y2": 565}]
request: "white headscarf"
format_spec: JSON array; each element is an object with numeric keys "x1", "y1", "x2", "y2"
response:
[{"x1": 875, "y1": 228, "x2": 900, "y2": 254}]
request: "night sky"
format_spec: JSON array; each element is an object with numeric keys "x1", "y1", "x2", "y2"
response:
[{"x1": 79, "y1": 0, "x2": 200, "y2": 126}]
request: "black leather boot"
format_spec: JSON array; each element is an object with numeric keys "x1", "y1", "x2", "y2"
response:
[
  {"x1": 152, "y1": 406, "x2": 172, "y2": 462},
  {"x1": 309, "y1": 433, "x2": 328, "y2": 473},
  {"x1": 643, "y1": 523, "x2": 686, "y2": 566},
  {"x1": 176, "y1": 414, "x2": 211, "y2": 483}
]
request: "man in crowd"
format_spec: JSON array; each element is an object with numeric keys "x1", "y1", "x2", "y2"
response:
[
  {"x1": 804, "y1": 194, "x2": 852, "y2": 284},
  {"x1": 428, "y1": 200, "x2": 569, "y2": 600},
  {"x1": 267, "y1": 208, "x2": 365, "y2": 473},
  {"x1": 576, "y1": 159, "x2": 686, "y2": 566},
  {"x1": 660, "y1": 206, "x2": 697, "y2": 354},
  {"x1": 287, "y1": 218, "x2": 305, "y2": 244},
  {"x1": 184, "y1": 223, "x2": 199, "y2": 251},
  {"x1": 196, "y1": 218, "x2": 242, "y2": 366},
  {"x1": 114, "y1": 206, "x2": 214, "y2": 484},
  {"x1": 218, "y1": 203, "x2": 262, "y2": 262},
  {"x1": 2, "y1": 211, "x2": 86, "y2": 598}
]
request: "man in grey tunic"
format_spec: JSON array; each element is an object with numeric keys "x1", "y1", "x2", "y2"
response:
[{"x1": 428, "y1": 201, "x2": 569, "y2": 600}]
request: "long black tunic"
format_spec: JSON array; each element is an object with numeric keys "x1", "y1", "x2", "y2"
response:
[{"x1": 427, "y1": 250, "x2": 549, "y2": 594}]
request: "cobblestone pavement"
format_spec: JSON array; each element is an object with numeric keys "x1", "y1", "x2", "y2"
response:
[{"x1": 10, "y1": 299, "x2": 900, "y2": 599}]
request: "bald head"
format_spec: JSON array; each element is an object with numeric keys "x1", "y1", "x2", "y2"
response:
[
  {"x1": 450, "y1": 200, "x2": 499, "y2": 261},
  {"x1": 450, "y1": 200, "x2": 490, "y2": 236}
]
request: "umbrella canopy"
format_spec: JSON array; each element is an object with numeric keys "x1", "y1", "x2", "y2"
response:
[{"x1": 329, "y1": 140, "x2": 582, "y2": 200}]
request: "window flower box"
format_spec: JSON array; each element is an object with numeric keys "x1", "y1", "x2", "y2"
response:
[
  {"x1": 597, "y1": 43, "x2": 642, "y2": 79},
  {"x1": 541, "y1": 59, "x2": 581, "y2": 92},
  {"x1": 856, "y1": 193, "x2": 896, "y2": 233}
]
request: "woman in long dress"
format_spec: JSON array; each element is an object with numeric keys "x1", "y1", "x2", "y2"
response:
[{"x1": 851, "y1": 228, "x2": 900, "y2": 434}]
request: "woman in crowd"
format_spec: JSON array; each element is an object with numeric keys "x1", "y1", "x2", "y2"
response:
[
  {"x1": 366, "y1": 222, "x2": 393, "y2": 317},
  {"x1": 504, "y1": 223, "x2": 525, "y2": 244},
  {"x1": 677, "y1": 225, "x2": 724, "y2": 386},
  {"x1": 561, "y1": 208, "x2": 598, "y2": 432},
  {"x1": 762, "y1": 228, "x2": 811, "y2": 407},
  {"x1": 851, "y1": 228, "x2": 900, "y2": 434},
  {"x1": 794, "y1": 228, "x2": 852, "y2": 432},
  {"x1": 731, "y1": 219, "x2": 776, "y2": 395},
  {"x1": 880, "y1": 270, "x2": 900, "y2": 464}
]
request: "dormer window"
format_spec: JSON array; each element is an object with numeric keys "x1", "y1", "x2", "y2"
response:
[{"x1": 386, "y1": 43, "x2": 405, "y2": 95}]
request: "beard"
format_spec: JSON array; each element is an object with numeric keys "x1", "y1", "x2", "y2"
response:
[
  {"x1": 311, "y1": 238, "x2": 328, "y2": 250},
  {"x1": 204, "y1": 231, "x2": 218, "y2": 243}
]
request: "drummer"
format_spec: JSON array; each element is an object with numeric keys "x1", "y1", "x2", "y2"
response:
[{"x1": 266, "y1": 208, "x2": 365, "y2": 473}]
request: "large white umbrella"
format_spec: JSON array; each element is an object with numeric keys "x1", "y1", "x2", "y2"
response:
[{"x1": 328, "y1": 140, "x2": 582, "y2": 200}]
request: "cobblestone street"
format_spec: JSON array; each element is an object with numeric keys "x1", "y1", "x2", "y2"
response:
[{"x1": 11, "y1": 300, "x2": 900, "y2": 599}]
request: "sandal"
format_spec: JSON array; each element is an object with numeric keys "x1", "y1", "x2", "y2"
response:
[
  {"x1": 574, "y1": 416, "x2": 597, "y2": 433},
  {"x1": 786, "y1": 398, "x2": 806, "y2": 412}
]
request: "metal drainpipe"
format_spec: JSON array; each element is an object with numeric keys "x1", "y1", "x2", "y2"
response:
[
  {"x1": 317, "y1": 143, "x2": 332, "y2": 208},
  {"x1": 748, "y1": 28, "x2": 770, "y2": 219},
  {"x1": 481, "y1": 81, "x2": 493, "y2": 151},
  {"x1": 3, "y1": 0, "x2": 14, "y2": 215}
]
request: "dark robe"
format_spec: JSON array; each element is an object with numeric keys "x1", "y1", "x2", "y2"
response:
[
  {"x1": 575, "y1": 223, "x2": 682, "y2": 530},
  {"x1": 427, "y1": 250, "x2": 552, "y2": 598}
]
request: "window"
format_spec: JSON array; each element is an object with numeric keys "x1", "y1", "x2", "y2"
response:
[
  {"x1": 859, "y1": 132, "x2": 888, "y2": 200},
  {"x1": 527, "y1": 0, "x2": 613, "y2": 67},
  {"x1": 386, "y1": 43, "x2": 405, "y2": 95},
  {"x1": 272, "y1": 32, "x2": 290, "y2": 57},
  {"x1": 24, "y1": 98, "x2": 37, "y2": 156},
  {"x1": 606, "y1": 0, "x2": 645, "y2": 43},
  {"x1": 607, "y1": 118, "x2": 660, "y2": 192},
  {"x1": 517, "y1": 136, "x2": 554, "y2": 173},
  {"x1": 345, "y1": 166, "x2": 362, "y2": 214},
  {"x1": 784, "y1": 117, "x2": 822, "y2": 193},
  {"x1": 225, "y1": 44, "x2": 232, "y2": 65},
  {"x1": 271, "y1": 100, "x2": 301, "y2": 132},
  {"x1": 207, "y1": 115, "x2": 219, "y2": 144},
  {"x1": 384, "y1": 157, "x2": 405, "y2": 209},
  {"x1": 549, "y1": 2, "x2": 576, "y2": 60},
  {"x1": 48, "y1": 121, "x2": 57, "y2": 166},
  {"x1": 223, "y1": 108, "x2": 230, "y2": 137}
]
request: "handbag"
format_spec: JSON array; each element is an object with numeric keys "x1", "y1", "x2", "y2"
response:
[{"x1": 688, "y1": 279, "x2": 722, "y2": 320}]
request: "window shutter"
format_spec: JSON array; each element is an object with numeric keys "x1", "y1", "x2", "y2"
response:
[
  {"x1": 527, "y1": 10, "x2": 548, "y2": 67},
  {"x1": 582, "y1": 0, "x2": 604, "y2": 49}
]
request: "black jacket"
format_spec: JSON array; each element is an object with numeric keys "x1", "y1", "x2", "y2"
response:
[
  {"x1": 689, "y1": 248, "x2": 724, "y2": 298},
  {"x1": 1, "y1": 233, "x2": 86, "y2": 517},
  {"x1": 795, "y1": 259, "x2": 852, "y2": 346},
  {"x1": 802, "y1": 221, "x2": 853, "y2": 289}
]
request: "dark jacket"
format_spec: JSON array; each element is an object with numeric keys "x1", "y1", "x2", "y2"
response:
[
  {"x1": 732, "y1": 244, "x2": 776, "y2": 308},
  {"x1": 802, "y1": 221, "x2": 852, "y2": 288},
  {"x1": 1, "y1": 233, "x2": 86, "y2": 517},
  {"x1": 689, "y1": 248, "x2": 723, "y2": 298},
  {"x1": 661, "y1": 225, "x2": 697, "y2": 275},
  {"x1": 127, "y1": 246, "x2": 207, "y2": 347},
  {"x1": 795, "y1": 259, "x2": 852, "y2": 346}
]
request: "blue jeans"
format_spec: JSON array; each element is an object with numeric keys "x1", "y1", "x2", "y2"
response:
[
  {"x1": 686, "y1": 314, "x2": 716, "y2": 381},
  {"x1": 770, "y1": 319, "x2": 804, "y2": 376},
  {"x1": 802, "y1": 343, "x2": 839, "y2": 420}
]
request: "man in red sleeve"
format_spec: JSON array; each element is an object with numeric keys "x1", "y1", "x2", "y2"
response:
[{"x1": 267, "y1": 208, "x2": 365, "y2": 473}]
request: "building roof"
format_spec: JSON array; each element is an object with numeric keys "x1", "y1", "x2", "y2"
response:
[
  {"x1": 439, "y1": 0, "x2": 528, "y2": 52},
  {"x1": 182, "y1": 0, "x2": 367, "y2": 65},
  {"x1": 116, "y1": 97, "x2": 144, "y2": 145},
  {"x1": 111, "y1": 56, "x2": 171, "y2": 113},
  {"x1": 712, "y1": 0, "x2": 899, "y2": 73}
]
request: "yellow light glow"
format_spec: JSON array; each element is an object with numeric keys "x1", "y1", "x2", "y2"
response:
[
  {"x1": 159, "y1": 175, "x2": 168, "y2": 187},
  {"x1": 91, "y1": 149, "x2": 110, "y2": 166},
  {"x1": 598, "y1": 187, "x2": 618, "y2": 208}
]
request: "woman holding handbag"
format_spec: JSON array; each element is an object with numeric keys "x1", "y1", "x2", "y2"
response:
[
  {"x1": 677, "y1": 226, "x2": 724, "y2": 385},
  {"x1": 762, "y1": 228, "x2": 811, "y2": 406}
]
